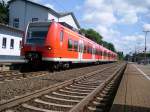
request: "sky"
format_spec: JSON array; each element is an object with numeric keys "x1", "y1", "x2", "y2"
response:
[{"x1": 6, "y1": 0, "x2": 150, "y2": 54}]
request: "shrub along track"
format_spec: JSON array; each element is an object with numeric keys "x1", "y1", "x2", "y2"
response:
[{"x1": 0, "y1": 62, "x2": 126, "y2": 112}]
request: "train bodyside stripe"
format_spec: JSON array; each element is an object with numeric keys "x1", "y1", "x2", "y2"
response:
[{"x1": 42, "y1": 57, "x2": 113, "y2": 63}]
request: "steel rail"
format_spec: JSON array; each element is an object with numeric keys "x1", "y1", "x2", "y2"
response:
[
  {"x1": 0, "y1": 64, "x2": 116, "y2": 111},
  {"x1": 69, "y1": 63, "x2": 126, "y2": 112}
]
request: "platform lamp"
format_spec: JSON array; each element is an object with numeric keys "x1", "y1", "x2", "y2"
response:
[{"x1": 143, "y1": 30, "x2": 150, "y2": 64}]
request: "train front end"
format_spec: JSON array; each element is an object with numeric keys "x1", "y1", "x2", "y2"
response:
[{"x1": 21, "y1": 22, "x2": 52, "y2": 64}]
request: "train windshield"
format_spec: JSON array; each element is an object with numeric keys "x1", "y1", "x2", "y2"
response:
[{"x1": 26, "y1": 22, "x2": 51, "y2": 45}]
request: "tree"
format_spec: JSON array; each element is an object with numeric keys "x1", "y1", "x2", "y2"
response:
[
  {"x1": 101, "y1": 41, "x2": 116, "y2": 52},
  {"x1": 80, "y1": 28, "x2": 103, "y2": 44},
  {"x1": 117, "y1": 52, "x2": 124, "y2": 60},
  {"x1": 80, "y1": 28, "x2": 116, "y2": 52},
  {"x1": 105, "y1": 42, "x2": 116, "y2": 52},
  {"x1": 0, "y1": 0, "x2": 9, "y2": 24}
]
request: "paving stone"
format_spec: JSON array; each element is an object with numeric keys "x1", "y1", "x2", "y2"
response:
[{"x1": 110, "y1": 63, "x2": 150, "y2": 112}]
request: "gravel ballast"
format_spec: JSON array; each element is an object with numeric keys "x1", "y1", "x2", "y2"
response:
[{"x1": 0, "y1": 63, "x2": 115, "y2": 102}]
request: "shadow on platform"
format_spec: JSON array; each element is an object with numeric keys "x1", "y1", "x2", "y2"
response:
[{"x1": 110, "y1": 104, "x2": 150, "y2": 112}]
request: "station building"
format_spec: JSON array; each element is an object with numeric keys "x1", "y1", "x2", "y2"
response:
[
  {"x1": 0, "y1": 0, "x2": 80, "y2": 64},
  {"x1": 8, "y1": 0, "x2": 80, "y2": 31},
  {"x1": 0, "y1": 24, "x2": 23, "y2": 62}
]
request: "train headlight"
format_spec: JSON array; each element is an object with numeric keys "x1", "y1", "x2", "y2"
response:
[
  {"x1": 48, "y1": 47, "x2": 51, "y2": 50},
  {"x1": 45, "y1": 45, "x2": 52, "y2": 50}
]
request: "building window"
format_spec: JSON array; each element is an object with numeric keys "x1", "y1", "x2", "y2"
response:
[
  {"x1": 32, "y1": 18, "x2": 38, "y2": 22},
  {"x1": 10, "y1": 39, "x2": 14, "y2": 49},
  {"x1": 60, "y1": 31, "x2": 64, "y2": 42},
  {"x1": 13, "y1": 18, "x2": 19, "y2": 28},
  {"x1": 19, "y1": 41, "x2": 22, "y2": 49},
  {"x1": 2, "y1": 38, "x2": 7, "y2": 48}
]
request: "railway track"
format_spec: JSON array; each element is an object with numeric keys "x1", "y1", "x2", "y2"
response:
[
  {"x1": 0, "y1": 63, "x2": 115, "y2": 82},
  {"x1": 0, "y1": 70, "x2": 50, "y2": 81},
  {"x1": 0, "y1": 63, "x2": 126, "y2": 112}
]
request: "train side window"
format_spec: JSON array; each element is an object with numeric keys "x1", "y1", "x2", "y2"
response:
[
  {"x1": 90, "y1": 47, "x2": 92, "y2": 54},
  {"x1": 104, "y1": 51, "x2": 106, "y2": 56},
  {"x1": 101, "y1": 51, "x2": 102, "y2": 56},
  {"x1": 2, "y1": 37, "x2": 7, "y2": 48},
  {"x1": 93, "y1": 48, "x2": 96, "y2": 54},
  {"x1": 60, "y1": 30, "x2": 64, "y2": 42},
  {"x1": 96, "y1": 49, "x2": 98, "y2": 55},
  {"x1": 87, "y1": 46, "x2": 92, "y2": 54},
  {"x1": 74, "y1": 41, "x2": 78, "y2": 52},
  {"x1": 68, "y1": 39, "x2": 73, "y2": 50}
]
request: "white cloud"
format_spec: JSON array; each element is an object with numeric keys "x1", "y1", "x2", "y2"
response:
[
  {"x1": 82, "y1": 0, "x2": 117, "y2": 27},
  {"x1": 113, "y1": 0, "x2": 148, "y2": 24},
  {"x1": 119, "y1": 13, "x2": 138, "y2": 24},
  {"x1": 81, "y1": 0, "x2": 150, "y2": 54},
  {"x1": 3, "y1": 0, "x2": 10, "y2": 3},
  {"x1": 143, "y1": 24, "x2": 150, "y2": 31},
  {"x1": 31, "y1": 0, "x2": 42, "y2": 3},
  {"x1": 114, "y1": 34, "x2": 148, "y2": 54},
  {"x1": 83, "y1": 12, "x2": 117, "y2": 27},
  {"x1": 44, "y1": 3, "x2": 55, "y2": 10},
  {"x1": 83, "y1": 0, "x2": 150, "y2": 26},
  {"x1": 96, "y1": 25, "x2": 120, "y2": 41},
  {"x1": 75, "y1": 5, "x2": 81, "y2": 11}
]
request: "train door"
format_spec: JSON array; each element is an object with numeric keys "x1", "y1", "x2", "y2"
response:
[
  {"x1": 92, "y1": 46, "x2": 95, "y2": 60},
  {"x1": 102, "y1": 50, "x2": 104, "y2": 61},
  {"x1": 78, "y1": 40, "x2": 84, "y2": 62}
]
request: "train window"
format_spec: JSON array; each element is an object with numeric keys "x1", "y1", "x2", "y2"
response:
[
  {"x1": 2, "y1": 37, "x2": 7, "y2": 48},
  {"x1": 10, "y1": 39, "x2": 14, "y2": 49},
  {"x1": 60, "y1": 31, "x2": 64, "y2": 42},
  {"x1": 89, "y1": 47, "x2": 91, "y2": 54},
  {"x1": 92, "y1": 48, "x2": 95, "y2": 54},
  {"x1": 100, "y1": 51, "x2": 102, "y2": 56},
  {"x1": 26, "y1": 23, "x2": 50, "y2": 45},
  {"x1": 104, "y1": 52, "x2": 106, "y2": 56},
  {"x1": 68, "y1": 39, "x2": 73, "y2": 50},
  {"x1": 31, "y1": 31, "x2": 47, "y2": 38},
  {"x1": 74, "y1": 41, "x2": 78, "y2": 52},
  {"x1": 88, "y1": 46, "x2": 92, "y2": 54},
  {"x1": 105, "y1": 52, "x2": 107, "y2": 56},
  {"x1": 96, "y1": 49, "x2": 98, "y2": 55},
  {"x1": 87, "y1": 46, "x2": 90, "y2": 54}
]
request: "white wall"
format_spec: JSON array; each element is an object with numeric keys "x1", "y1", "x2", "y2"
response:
[
  {"x1": 9, "y1": 0, "x2": 26, "y2": 30},
  {"x1": 25, "y1": 2, "x2": 50, "y2": 28},
  {"x1": 48, "y1": 13, "x2": 58, "y2": 21},
  {"x1": 9, "y1": 0, "x2": 56, "y2": 31},
  {"x1": 59, "y1": 15, "x2": 78, "y2": 29},
  {"x1": 0, "y1": 29, "x2": 22, "y2": 56},
  {"x1": 9, "y1": 0, "x2": 79, "y2": 31}
]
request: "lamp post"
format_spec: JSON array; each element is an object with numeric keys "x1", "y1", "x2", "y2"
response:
[{"x1": 143, "y1": 31, "x2": 150, "y2": 64}]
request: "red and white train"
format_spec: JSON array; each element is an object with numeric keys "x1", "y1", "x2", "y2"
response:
[{"x1": 21, "y1": 21, "x2": 117, "y2": 70}]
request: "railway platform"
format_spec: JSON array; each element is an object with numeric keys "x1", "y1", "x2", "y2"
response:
[{"x1": 110, "y1": 63, "x2": 150, "y2": 112}]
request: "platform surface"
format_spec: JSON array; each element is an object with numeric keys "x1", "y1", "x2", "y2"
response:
[{"x1": 110, "y1": 63, "x2": 150, "y2": 112}]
